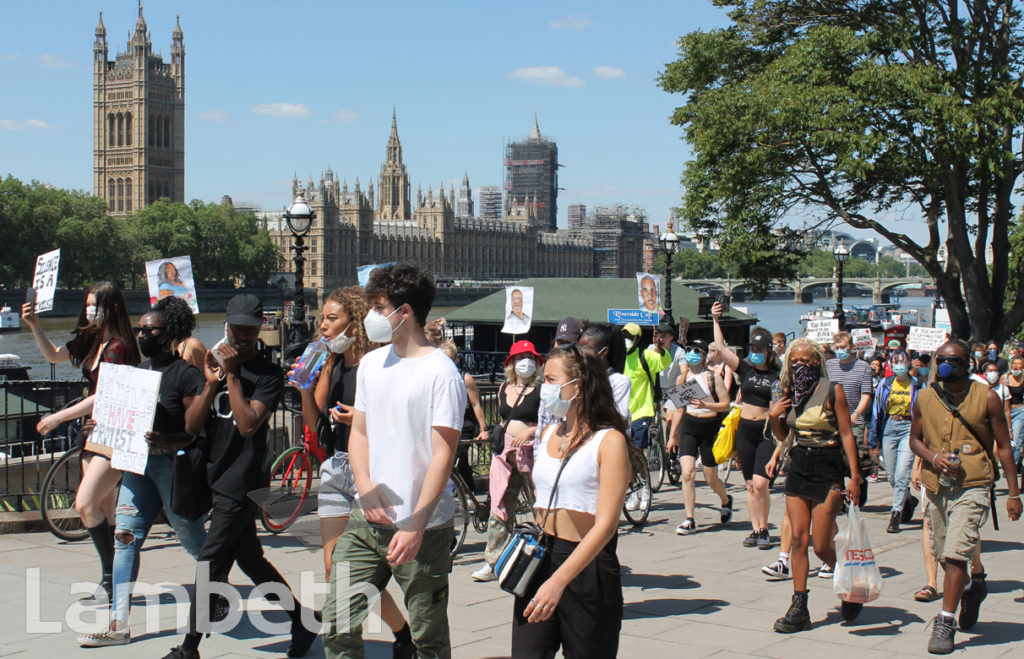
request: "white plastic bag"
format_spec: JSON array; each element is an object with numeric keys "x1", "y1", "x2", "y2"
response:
[{"x1": 833, "y1": 504, "x2": 883, "y2": 603}]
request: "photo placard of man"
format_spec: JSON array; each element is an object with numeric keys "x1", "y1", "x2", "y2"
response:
[
  {"x1": 501, "y1": 286, "x2": 534, "y2": 335},
  {"x1": 637, "y1": 273, "x2": 662, "y2": 313}
]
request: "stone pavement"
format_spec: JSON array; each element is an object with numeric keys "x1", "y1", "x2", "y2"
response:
[{"x1": 0, "y1": 475, "x2": 1022, "y2": 658}]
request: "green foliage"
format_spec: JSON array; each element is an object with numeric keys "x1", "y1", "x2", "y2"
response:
[
  {"x1": 0, "y1": 175, "x2": 280, "y2": 289},
  {"x1": 660, "y1": 0, "x2": 1024, "y2": 341}
]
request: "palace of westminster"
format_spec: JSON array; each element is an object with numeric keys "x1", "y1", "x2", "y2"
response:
[{"x1": 92, "y1": 7, "x2": 648, "y2": 294}]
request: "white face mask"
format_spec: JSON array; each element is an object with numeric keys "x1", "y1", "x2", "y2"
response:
[
  {"x1": 514, "y1": 358, "x2": 537, "y2": 378},
  {"x1": 85, "y1": 305, "x2": 102, "y2": 323},
  {"x1": 540, "y1": 379, "x2": 577, "y2": 418},
  {"x1": 624, "y1": 338, "x2": 635, "y2": 352},
  {"x1": 985, "y1": 371, "x2": 1000, "y2": 384},
  {"x1": 327, "y1": 326, "x2": 354, "y2": 354},
  {"x1": 363, "y1": 307, "x2": 403, "y2": 344}
]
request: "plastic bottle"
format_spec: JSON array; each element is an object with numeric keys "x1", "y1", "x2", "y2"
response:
[
  {"x1": 288, "y1": 337, "x2": 329, "y2": 389},
  {"x1": 938, "y1": 449, "x2": 960, "y2": 488}
]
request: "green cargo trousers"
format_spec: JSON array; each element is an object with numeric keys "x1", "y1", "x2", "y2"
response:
[{"x1": 322, "y1": 512, "x2": 453, "y2": 659}]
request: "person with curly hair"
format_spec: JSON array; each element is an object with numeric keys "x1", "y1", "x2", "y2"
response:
[
  {"x1": 290, "y1": 287, "x2": 414, "y2": 656},
  {"x1": 152, "y1": 295, "x2": 206, "y2": 370}
]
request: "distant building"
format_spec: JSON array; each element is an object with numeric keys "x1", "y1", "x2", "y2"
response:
[
  {"x1": 457, "y1": 173, "x2": 474, "y2": 219},
  {"x1": 573, "y1": 204, "x2": 647, "y2": 278},
  {"x1": 504, "y1": 114, "x2": 559, "y2": 232},
  {"x1": 568, "y1": 204, "x2": 586, "y2": 228},
  {"x1": 478, "y1": 186, "x2": 503, "y2": 221},
  {"x1": 92, "y1": 6, "x2": 184, "y2": 214}
]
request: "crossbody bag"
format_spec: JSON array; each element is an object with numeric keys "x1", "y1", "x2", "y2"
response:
[{"x1": 490, "y1": 383, "x2": 530, "y2": 453}]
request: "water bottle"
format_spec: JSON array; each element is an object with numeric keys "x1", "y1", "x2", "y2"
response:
[
  {"x1": 938, "y1": 449, "x2": 960, "y2": 488},
  {"x1": 288, "y1": 337, "x2": 329, "y2": 389}
]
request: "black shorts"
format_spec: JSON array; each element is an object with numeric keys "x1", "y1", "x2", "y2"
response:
[
  {"x1": 736, "y1": 417, "x2": 774, "y2": 481},
  {"x1": 512, "y1": 535, "x2": 622, "y2": 659},
  {"x1": 678, "y1": 414, "x2": 721, "y2": 466},
  {"x1": 784, "y1": 444, "x2": 845, "y2": 504}
]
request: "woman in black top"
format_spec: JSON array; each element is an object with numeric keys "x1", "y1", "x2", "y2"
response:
[
  {"x1": 291, "y1": 287, "x2": 411, "y2": 651},
  {"x1": 472, "y1": 340, "x2": 543, "y2": 582},
  {"x1": 712, "y1": 301, "x2": 781, "y2": 549},
  {"x1": 1006, "y1": 356, "x2": 1024, "y2": 467}
]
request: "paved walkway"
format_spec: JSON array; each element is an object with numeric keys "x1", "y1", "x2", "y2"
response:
[{"x1": 1, "y1": 475, "x2": 1022, "y2": 658}]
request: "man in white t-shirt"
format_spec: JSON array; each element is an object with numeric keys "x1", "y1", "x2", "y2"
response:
[
  {"x1": 654, "y1": 320, "x2": 686, "y2": 411},
  {"x1": 323, "y1": 263, "x2": 467, "y2": 659}
]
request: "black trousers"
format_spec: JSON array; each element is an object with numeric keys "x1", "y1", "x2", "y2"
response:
[
  {"x1": 511, "y1": 534, "x2": 622, "y2": 659},
  {"x1": 189, "y1": 492, "x2": 293, "y2": 634}
]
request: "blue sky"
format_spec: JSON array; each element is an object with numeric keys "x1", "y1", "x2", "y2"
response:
[{"x1": 1, "y1": 0, "x2": 734, "y2": 232}]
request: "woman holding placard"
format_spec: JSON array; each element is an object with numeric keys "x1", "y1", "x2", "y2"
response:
[{"x1": 22, "y1": 281, "x2": 140, "y2": 604}]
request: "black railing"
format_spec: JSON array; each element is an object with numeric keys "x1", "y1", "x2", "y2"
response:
[{"x1": 462, "y1": 351, "x2": 509, "y2": 382}]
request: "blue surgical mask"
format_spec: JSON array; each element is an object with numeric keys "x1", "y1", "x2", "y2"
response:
[
  {"x1": 1012, "y1": 369, "x2": 1023, "y2": 378},
  {"x1": 748, "y1": 351, "x2": 766, "y2": 366},
  {"x1": 892, "y1": 364, "x2": 909, "y2": 377},
  {"x1": 918, "y1": 367, "x2": 930, "y2": 378},
  {"x1": 834, "y1": 349, "x2": 850, "y2": 361},
  {"x1": 685, "y1": 351, "x2": 703, "y2": 365},
  {"x1": 988, "y1": 349, "x2": 998, "y2": 362},
  {"x1": 540, "y1": 379, "x2": 577, "y2": 418},
  {"x1": 974, "y1": 351, "x2": 984, "y2": 360}
]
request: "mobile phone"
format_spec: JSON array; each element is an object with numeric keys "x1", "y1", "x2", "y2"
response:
[
  {"x1": 716, "y1": 295, "x2": 731, "y2": 313},
  {"x1": 25, "y1": 287, "x2": 37, "y2": 305}
]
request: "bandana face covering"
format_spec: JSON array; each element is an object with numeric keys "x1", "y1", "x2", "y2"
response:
[{"x1": 791, "y1": 362, "x2": 821, "y2": 409}]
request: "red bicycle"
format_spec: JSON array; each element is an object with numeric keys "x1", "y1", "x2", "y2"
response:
[{"x1": 260, "y1": 425, "x2": 326, "y2": 534}]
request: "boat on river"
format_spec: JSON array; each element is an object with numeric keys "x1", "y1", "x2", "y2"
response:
[{"x1": 0, "y1": 307, "x2": 20, "y2": 333}]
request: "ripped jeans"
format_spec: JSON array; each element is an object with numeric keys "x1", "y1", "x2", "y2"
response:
[{"x1": 112, "y1": 454, "x2": 206, "y2": 624}]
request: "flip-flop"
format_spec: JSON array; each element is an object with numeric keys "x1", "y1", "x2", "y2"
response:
[{"x1": 914, "y1": 585, "x2": 940, "y2": 602}]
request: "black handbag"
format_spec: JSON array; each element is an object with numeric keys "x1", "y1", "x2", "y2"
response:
[
  {"x1": 171, "y1": 436, "x2": 211, "y2": 521},
  {"x1": 490, "y1": 383, "x2": 529, "y2": 454}
]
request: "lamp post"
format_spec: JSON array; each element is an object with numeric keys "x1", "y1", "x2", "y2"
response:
[
  {"x1": 284, "y1": 190, "x2": 315, "y2": 348},
  {"x1": 933, "y1": 247, "x2": 946, "y2": 323},
  {"x1": 834, "y1": 239, "x2": 849, "y2": 329},
  {"x1": 660, "y1": 220, "x2": 680, "y2": 320}
]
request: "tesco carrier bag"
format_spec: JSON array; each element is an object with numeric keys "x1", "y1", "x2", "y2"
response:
[{"x1": 833, "y1": 504, "x2": 883, "y2": 603}]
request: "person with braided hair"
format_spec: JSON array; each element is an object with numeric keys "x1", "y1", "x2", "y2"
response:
[{"x1": 153, "y1": 294, "x2": 206, "y2": 370}]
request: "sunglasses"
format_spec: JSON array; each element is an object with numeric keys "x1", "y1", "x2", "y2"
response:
[
  {"x1": 685, "y1": 346, "x2": 707, "y2": 355},
  {"x1": 134, "y1": 325, "x2": 166, "y2": 336},
  {"x1": 934, "y1": 356, "x2": 965, "y2": 366}
]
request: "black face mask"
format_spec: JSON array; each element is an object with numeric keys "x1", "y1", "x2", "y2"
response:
[{"x1": 138, "y1": 334, "x2": 169, "y2": 358}]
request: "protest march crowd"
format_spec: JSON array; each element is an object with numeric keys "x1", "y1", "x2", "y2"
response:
[{"x1": 18, "y1": 261, "x2": 1024, "y2": 658}]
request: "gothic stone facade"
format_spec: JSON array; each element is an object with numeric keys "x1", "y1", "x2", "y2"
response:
[{"x1": 93, "y1": 6, "x2": 185, "y2": 215}]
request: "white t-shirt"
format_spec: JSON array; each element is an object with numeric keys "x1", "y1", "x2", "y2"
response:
[
  {"x1": 354, "y1": 345, "x2": 468, "y2": 528},
  {"x1": 659, "y1": 343, "x2": 686, "y2": 391},
  {"x1": 610, "y1": 371, "x2": 632, "y2": 423}
]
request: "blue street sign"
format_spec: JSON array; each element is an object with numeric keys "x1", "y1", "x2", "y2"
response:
[{"x1": 607, "y1": 309, "x2": 659, "y2": 326}]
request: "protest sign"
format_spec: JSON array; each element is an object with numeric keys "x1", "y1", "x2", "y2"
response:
[
  {"x1": 806, "y1": 319, "x2": 840, "y2": 344},
  {"x1": 907, "y1": 326, "x2": 949, "y2": 353},
  {"x1": 501, "y1": 285, "x2": 534, "y2": 334},
  {"x1": 851, "y1": 328, "x2": 874, "y2": 352},
  {"x1": 87, "y1": 363, "x2": 162, "y2": 475},
  {"x1": 146, "y1": 255, "x2": 199, "y2": 313},
  {"x1": 31, "y1": 249, "x2": 60, "y2": 313},
  {"x1": 637, "y1": 272, "x2": 662, "y2": 313},
  {"x1": 665, "y1": 378, "x2": 711, "y2": 409}
]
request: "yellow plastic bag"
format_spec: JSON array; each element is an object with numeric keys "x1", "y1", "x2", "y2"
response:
[{"x1": 712, "y1": 406, "x2": 741, "y2": 464}]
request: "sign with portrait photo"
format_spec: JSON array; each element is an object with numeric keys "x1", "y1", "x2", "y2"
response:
[
  {"x1": 637, "y1": 273, "x2": 662, "y2": 313},
  {"x1": 146, "y1": 255, "x2": 199, "y2": 314},
  {"x1": 501, "y1": 285, "x2": 534, "y2": 335}
]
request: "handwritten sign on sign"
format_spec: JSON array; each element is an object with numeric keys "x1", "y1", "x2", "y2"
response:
[
  {"x1": 851, "y1": 328, "x2": 874, "y2": 352},
  {"x1": 806, "y1": 319, "x2": 840, "y2": 344},
  {"x1": 906, "y1": 326, "x2": 949, "y2": 353},
  {"x1": 87, "y1": 363, "x2": 162, "y2": 475},
  {"x1": 32, "y1": 248, "x2": 60, "y2": 313},
  {"x1": 665, "y1": 378, "x2": 711, "y2": 409}
]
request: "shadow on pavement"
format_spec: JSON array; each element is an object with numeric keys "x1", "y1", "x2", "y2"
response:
[
  {"x1": 622, "y1": 572, "x2": 700, "y2": 590},
  {"x1": 836, "y1": 605, "x2": 925, "y2": 636},
  {"x1": 979, "y1": 539, "x2": 1024, "y2": 553},
  {"x1": 623, "y1": 597, "x2": 728, "y2": 618},
  {"x1": 961, "y1": 620, "x2": 1024, "y2": 648}
]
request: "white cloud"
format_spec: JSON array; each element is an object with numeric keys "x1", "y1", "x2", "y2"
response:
[
  {"x1": 330, "y1": 109, "x2": 362, "y2": 125},
  {"x1": 594, "y1": 65, "x2": 625, "y2": 79},
  {"x1": 0, "y1": 118, "x2": 49, "y2": 131},
  {"x1": 509, "y1": 66, "x2": 585, "y2": 88},
  {"x1": 198, "y1": 109, "x2": 230, "y2": 122},
  {"x1": 549, "y1": 15, "x2": 593, "y2": 31},
  {"x1": 253, "y1": 102, "x2": 311, "y2": 119},
  {"x1": 35, "y1": 53, "x2": 72, "y2": 68},
  {"x1": 2, "y1": 53, "x2": 21, "y2": 61}
]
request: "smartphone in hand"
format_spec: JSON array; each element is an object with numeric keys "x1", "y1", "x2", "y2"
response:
[{"x1": 25, "y1": 288, "x2": 37, "y2": 306}]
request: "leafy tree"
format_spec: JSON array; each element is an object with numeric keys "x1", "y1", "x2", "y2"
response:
[{"x1": 660, "y1": 0, "x2": 1024, "y2": 341}]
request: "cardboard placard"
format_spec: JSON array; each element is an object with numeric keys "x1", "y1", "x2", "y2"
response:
[
  {"x1": 87, "y1": 363, "x2": 162, "y2": 475},
  {"x1": 851, "y1": 328, "x2": 874, "y2": 351},
  {"x1": 31, "y1": 248, "x2": 60, "y2": 313},
  {"x1": 906, "y1": 326, "x2": 949, "y2": 353},
  {"x1": 806, "y1": 319, "x2": 840, "y2": 344},
  {"x1": 146, "y1": 255, "x2": 199, "y2": 313},
  {"x1": 637, "y1": 272, "x2": 662, "y2": 313},
  {"x1": 665, "y1": 377, "x2": 710, "y2": 408}
]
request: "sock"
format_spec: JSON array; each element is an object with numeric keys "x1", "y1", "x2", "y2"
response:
[
  {"x1": 940, "y1": 610, "x2": 956, "y2": 621},
  {"x1": 779, "y1": 552, "x2": 790, "y2": 565},
  {"x1": 962, "y1": 580, "x2": 972, "y2": 593},
  {"x1": 86, "y1": 520, "x2": 115, "y2": 584},
  {"x1": 182, "y1": 631, "x2": 201, "y2": 651},
  {"x1": 394, "y1": 622, "x2": 412, "y2": 644}
]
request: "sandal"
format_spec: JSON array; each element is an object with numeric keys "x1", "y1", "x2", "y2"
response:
[{"x1": 914, "y1": 585, "x2": 940, "y2": 602}]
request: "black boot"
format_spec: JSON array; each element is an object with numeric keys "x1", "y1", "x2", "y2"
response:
[
  {"x1": 774, "y1": 590, "x2": 811, "y2": 633},
  {"x1": 81, "y1": 520, "x2": 114, "y2": 605},
  {"x1": 901, "y1": 495, "x2": 919, "y2": 523},
  {"x1": 841, "y1": 600, "x2": 864, "y2": 621},
  {"x1": 886, "y1": 510, "x2": 901, "y2": 533}
]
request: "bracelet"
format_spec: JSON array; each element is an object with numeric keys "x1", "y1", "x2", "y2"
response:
[
  {"x1": 930, "y1": 454, "x2": 939, "y2": 467},
  {"x1": 1009, "y1": 494, "x2": 1022, "y2": 501}
]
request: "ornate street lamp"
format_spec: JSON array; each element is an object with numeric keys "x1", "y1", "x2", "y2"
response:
[
  {"x1": 934, "y1": 247, "x2": 946, "y2": 318},
  {"x1": 284, "y1": 190, "x2": 315, "y2": 348},
  {"x1": 660, "y1": 220, "x2": 680, "y2": 320},
  {"x1": 834, "y1": 239, "x2": 849, "y2": 329}
]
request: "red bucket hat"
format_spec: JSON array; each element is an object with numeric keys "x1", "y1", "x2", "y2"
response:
[{"x1": 504, "y1": 340, "x2": 544, "y2": 366}]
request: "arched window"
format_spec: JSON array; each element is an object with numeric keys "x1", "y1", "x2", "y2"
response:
[
  {"x1": 116, "y1": 178, "x2": 124, "y2": 212},
  {"x1": 149, "y1": 114, "x2": 155, "y2": 146},
  {"x1": 163, "y1": 181, "x2": 170, "y2": 199},
  {"x1": 107, "y1": 179, "x2": 115, "y2": 211},
  {"x1": 125, "y1": 178, "x2": 132, "y2": 212},
  {"x1": 164, "y1": 116, "x2": 171, "y2": 148},
  {"x1": 108, "y1": 114, "x2": 115, "y2": 146},
  {"x1": 116, "y1": 113, "x2": 123, "y2": 146},
  {"x1": 155, "y1": 114, "x2": 162, "y2": 148},
  {"x1": 148, "y1": 181, "x2": 154, "y2": 204},
  {"x1": 125, "y1": 113, "x2": 132, "y2": 146}
]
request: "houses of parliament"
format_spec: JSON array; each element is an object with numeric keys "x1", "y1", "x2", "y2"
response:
[{"x1": 91, "y1": 8, "x2": 646, "y2": 293}]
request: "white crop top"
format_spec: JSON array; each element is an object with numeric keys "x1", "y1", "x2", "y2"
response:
[{"x1": 532, "y1": 425, "x2": 610, "y2": 516}]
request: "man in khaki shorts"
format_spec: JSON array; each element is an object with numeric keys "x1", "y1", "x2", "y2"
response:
[{"x1": 909, "y1": 340, "x2": 1021, "y2": 655}]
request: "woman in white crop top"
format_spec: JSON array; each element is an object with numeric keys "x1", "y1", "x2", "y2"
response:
[{"x1": 510, "y1": 343, "x2": 629, "y2": 659}]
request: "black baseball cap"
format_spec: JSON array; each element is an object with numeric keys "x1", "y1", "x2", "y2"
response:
[
  {"x1": 686, "y1": 338, "x2": 709, "y2": 354},
  {"x1": 555, "y1": 317, "x2": 584, "y2": 343},
  {"x1": 225, "y1": 294, "x2": 263, "y2": 326},
  {"x1": 749, "y1": 328, "x2": 772, "y2": 350}
]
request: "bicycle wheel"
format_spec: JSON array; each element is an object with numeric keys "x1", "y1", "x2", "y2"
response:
[
  {"x1": 41, "y1": 446, "x2": 89, "y2": 542},
  {"x1": 261, "y1": 446, "x2": 312, "y2": 534},
  {"x1": 622, "y1": 448, "x2": 652, "y2": 527},
  {"x1": 448, "y1": 474, "x2": 472, "y2": 559},
  {"x1": 667, "y1": 438, "x2": 682, "y2": 485},
  {"x1": 645, "y1": 422, "x2": 666, "y2": 493}
]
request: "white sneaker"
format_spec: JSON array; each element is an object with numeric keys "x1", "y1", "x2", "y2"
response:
[
  {"x1": 817, "y1": 563, "x2": 835, "y2": 579},
  {"x1": 77, "y1": 628, "x2": 130, "y2": 647},
  {"x1": 625, "y1": 491, "x2": 641, "y2": 511},
  {"x1": 471, "y1": 564, "x2": 497, "y2": 582}
]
